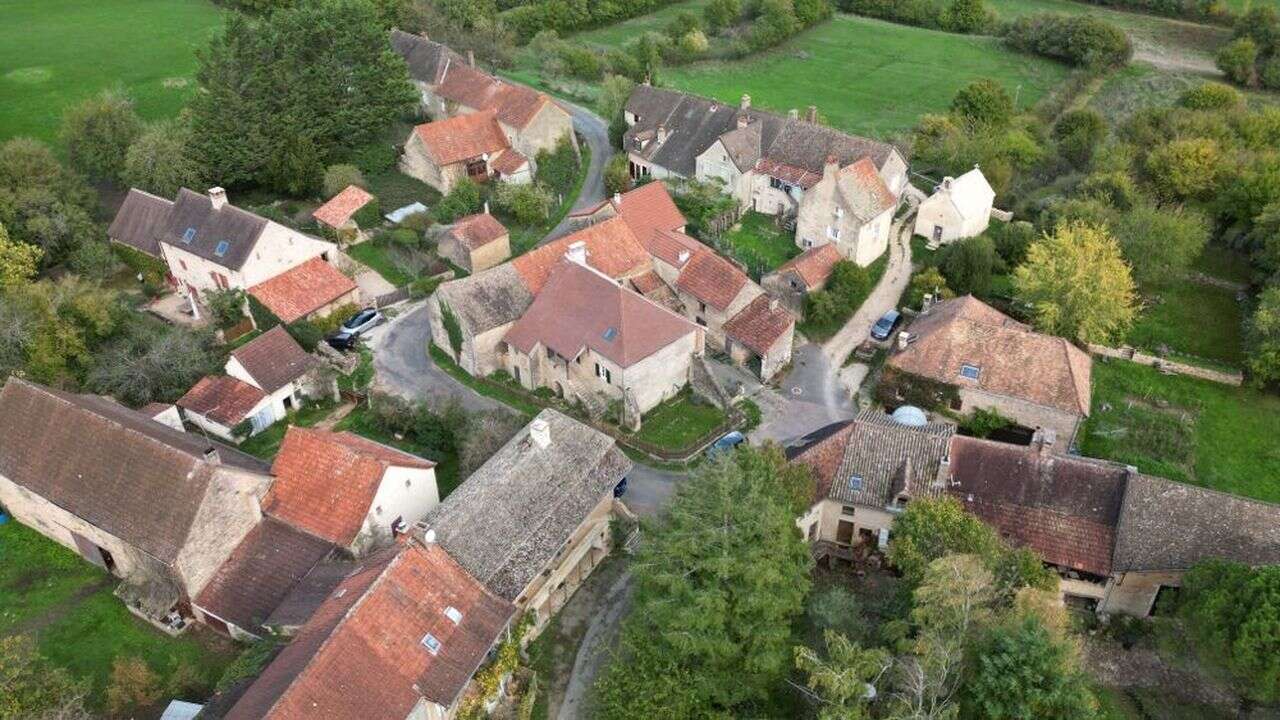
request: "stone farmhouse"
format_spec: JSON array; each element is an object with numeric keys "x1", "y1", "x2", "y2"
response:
[
  {"x1": 0, "y1": 378, "x2": 274, "y2": 627},
  {"x1": 400, "y1": 111, "x2": 533, "y2": 194},
  {"x1": 177, "y1": 326, "x2": 332, "y2": 441},
  {"x1": 391, "y1": 30, "x2": 576, "y2": 164},
  {"x1": 789, "y1": 409, "x2": 1280, "y2": 616},
  {"x1": 264, "y1": 427, "x2": 440, "y2": 557},
  {"x1": 761, "y1": 243, "x2": 842, "y2": 319},
  {"x1": 108, "y1": 187, "x2": 341, "y2": 308},
  {"x1": 913, "y1": 166, "x2": 996, "y2": 247},
  {"x1": 881, "y1": 296, "x2": 1092, "y2": 447},
  {"x1": 623, "y1": 86, "x2": 907, "y2": 265},
  {"x1": 436, "y1": 210, "x2": 511, "y2": 273}
]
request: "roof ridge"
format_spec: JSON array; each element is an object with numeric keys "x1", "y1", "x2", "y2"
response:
[{"x1": 1059, "y1": 337, "x2": 1089, "y2": 414}]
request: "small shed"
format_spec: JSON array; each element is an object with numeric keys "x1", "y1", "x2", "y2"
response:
[{"x1": 913, "y1": 167, "x2": 995, "y2": 247}]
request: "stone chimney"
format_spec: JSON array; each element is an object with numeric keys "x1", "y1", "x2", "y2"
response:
[
  {"x1": 806, "y1": 105, "x2": 817, "y2": 123},
  {"x1": 467, "y1": 49, "x2": 476, "y2": 67},
  {"x1": 613, "y1": 192, "x2": 622, "y2": 207},
  {"x1": 1034, "y1": 428, "x2": 1057, "y2": 456},
  {"x1": 822, "y1": 154, "x2": 839, "y2": 183},
  {"x1": 208, "y1": 187, "x2": 228, "y2": 211},
  {"x1": 737, "y1": 114, "x2": 750, "y2": 130},
  {"x1": 897, "y1": 331, "x2": 912, "y2": 351},
  {"x1": 656, "y1": 124, "x2": 668, "y2": 144},
  {"x1": 530, "y1": 417, "x2": 551, "y2": 449},
  {"x1": 787, "y1": 108, "x2": 799, "y2": 121},
  {"x1": 677, "y1": 249, "x2": 690, "y2": 265},
  {"x1": 740, "y1": 93, "x2": 751, "y2": 110},
  {"x1": 941, "y1": 176, "x2": 954, "y2": 191},
  {"x1": 203, "y1": 447, "x2": 220, "y2": 464},
  {"x1": 566, "y1": 240, "x2": 587, "y2": 265},
  {"x1": 483, "y1": 201, "x2": 490, "y2": 215}
]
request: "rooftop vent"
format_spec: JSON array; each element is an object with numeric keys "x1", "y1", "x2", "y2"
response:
[
  {"x1": 421, "y1": 633, "x2": 441, "y2": 655},
  {"x1": 891, "y1": 406, "x2": 928, "y2": 427},
  {"x1": 566, "y1": 240, "x2": 587, "y2": 266},
  {"x1": 530, "y1": 417, "x2": 551, "y2": 449},
  {"x1": 444, "y1": 606, "x2": 463, "y2": 624},
  {"x1": 602, "y1": 327, "x2": 618, "y2": 342}
]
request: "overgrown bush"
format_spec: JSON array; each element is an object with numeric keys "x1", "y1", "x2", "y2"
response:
[
  {"x1": 1003, "y1": 13, "x2": 1132, "y2": 69},
  {"x1": 1216, "y1": 37, "x2": 1259, "y2": 86},
  {"x1": 431, "y1": 179, "x2": 482, "y2": 223},
  {"x1": 322, "y1": 163, "x2": 366, "y2": 197},
  {"x1": 493, "y1": 182, "x2": 554, "y2": 225},
  {"x1": 106, "y1": 657, "x2": 162, "y2": 718},
  {"x1": 534, "y1": 136, "x2": 580, "y2": 197}
]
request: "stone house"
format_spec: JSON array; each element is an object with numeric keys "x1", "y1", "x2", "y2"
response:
[
  {"x1": 247, "y1": 256, "x2": 360, "y2": 325},
  {"x1": 222, "y1": 539, "x2": 515, "y2": 720},
  {"x1": 437, "y1": 211, "x2": 511, "y2": 273},
  {"x1": 264, "y1": 427, "x2": 440, "y2": 558},
  {"x1": 761, "y1": 243, "x2": 842, "y2": 319},
  {"x1": 882, "y1": 296, "x2": 1092, "y2": 447},
  {"x1": 107, "y1": 186, "x2": 339, "y2": 305},
  {"x1": 0, "y1": 378, "x2": 273, "y2": 626},
  {"x1": 913, "y1": 167, "x2": 995, "y2": 247},
  {"x1": 623, "y1": 86, "x2": 907, "y2": 265},
  {"x1": 795, "y1": 156, "x2": 897, "y2": 266},
  {"x1": 421, "y1": 410, "x2": 632, "y2": 633},
  {"x1": 501, "y1": 258, "x2": 703, "y2": 414},
  {"x1": 177, "y1": 374, "x2": 276, "y2": 441},
  {"x1": 312, "y1": 185, "x2": 376, "y2": 243},
  {"x1": 391, "y1": 30, "x2": 576, "y2": 162},
  {"x1": 400, "y1": 111, "x2": 532, "y2": 195}
]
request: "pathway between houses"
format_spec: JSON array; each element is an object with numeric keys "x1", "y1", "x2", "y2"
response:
[{"x1": 821, "y1": 211, "x2": 915, "y2": 369}]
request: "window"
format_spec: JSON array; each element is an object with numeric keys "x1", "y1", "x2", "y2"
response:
[
  {"x1": 769, "y1": 177, "x2": 792, "y2": 193},
  {"x1": 421, "y1": 633, "x2": 441, "y2": 655},
  {"x1": 807, "y1": 523, "x2": 817, "y2": 541},
  {"x1": 214, "y1": 240, "x2": 230, "y2": 257},
  {"x1": 595, "y1": 363, "x2": 611, "y2": 384},
  {"x1": 841, "y1": 505, "x2": 856, "y2": 517},
  {"x1": 847, "y1": 475, "x2": 863, "y2": 492},
  {"x1": 178, "y1": 259, "x2": 187, "y2": 271},
  {"x1": 182, "y1": 227, "x2": 196, "y2": 243},
  {"x1": 834, "y1": 207, "x2": 844, "y2": 220},
  {"x1": 602, "y1": 327, "x2": 618, "y2": 342},
  {"x1": 546, "y1": 347, "x2": 555, "y2": 360},
  {"x1": 444, "y1": 606, "x2": 463, "y2": 624},
  {"x1": 827, "y1": 226, "x2": 840, "y2": 241},
  {"x1": 698, "y1": 301, "x2": 706, "y2": 313},
  {"x1": 959, "y1": 364, "x2": 981, "y2": 381}
]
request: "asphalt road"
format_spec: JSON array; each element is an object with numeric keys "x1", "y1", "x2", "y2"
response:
[{"x1": 545, "y1": 98, "x2": 613, "y2": 243}]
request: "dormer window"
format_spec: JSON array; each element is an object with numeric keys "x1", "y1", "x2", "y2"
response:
[
  {"x1": 959, "y1": 364, "x2": 981, "y2": 381},
  {"x1": 444, "y1": 606, "x2": 463, "y2": 624},
  {"x1": 182, "y1": 227, "x2": 196, "y2": 243},
  {"x1": 421, "y1": 633, "x2": 441, "y2": 655}
]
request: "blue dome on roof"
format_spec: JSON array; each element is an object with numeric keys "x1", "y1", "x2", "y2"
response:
[{"x1": 891, "y1": 405, "x2": 928, "y2": 427}]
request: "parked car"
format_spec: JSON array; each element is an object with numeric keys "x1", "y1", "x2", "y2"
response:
[
  {"x1": 326, "y1": 307, "x2": 383, "y2": 350},
  {"x1": 707, "y1": 431, "x2": 746, "y2": 458},
  {"x1": 870, "y1": 309, "x2": 902, "y2": 342},
  {"x1": 613, "y1": 476, "x2": 628, "y2": 498}
]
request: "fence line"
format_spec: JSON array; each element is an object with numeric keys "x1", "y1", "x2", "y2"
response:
[{"x1": 1087, "y1": 344, "x2": 1243, "y2": 386}]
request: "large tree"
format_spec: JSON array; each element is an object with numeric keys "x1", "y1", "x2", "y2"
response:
[
  {"x1": 961, "y1": 615, "x2": 1098, "y2": 719},
  {"x1": 60, "y1": 89, "x2": 142, "y2": 180},
  {"x1": 0, "y1": 277, "x2": 119, "y2": 386},
  {"x1": 1248, "y1": 284, "x2": 1280, "y2": 384},
  {"x1": 0, "y1": 139, "x2": 98, "y2": 268},
  {"x1": 86, "y1": 319, "x2": 218, "y2": 406},
  {"x1": 795, "y1": 631, "x2": 892, "y2": 720},
  {"x1": 1113, "y1": 204, "x2": 1209, "y2": 287},
  {"x1": 1013, "y1": 221, "x2": 1138, "y2": 345},
  {"x1": 121, "y1": 118, "x2": 204, "y2": 198},
  {"x1": 1178, "y1": 560, "x2": 1280, "y2": 702},
  {"x1": 593, "y1": 447, "x2": 813, "y2": 718},
  {"x1": 0, "y1": 635, "x2": 92, "y2": 720},
  {"x1": 189, "y1": 0, "x2": 417, "y2": 193}
]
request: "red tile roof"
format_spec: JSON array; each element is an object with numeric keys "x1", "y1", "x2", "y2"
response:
[
  {"x1": 787, "y1": 422, "x2": 855, "y2": 502},
  {"x1": 756, "y1": 158, "x2": 822, "y2": 189},
  {"x1": 411, "y1": 111, "x2": 510, "y2": 166},
  {"x1": 776, "y1": 243, "x2": 841, "y2": 291},
  {"x1": 676, "y1": 250, "x2": 750, "y2": 311},
  {"x1": 178, "y1": 375, "x2": 266, "y2": 426},
  {"x1": 224, "y1": 541, "x2": 515, "y2": 719},
  {"x1": 437, "y1": 62, "x2": 551, "y2": 130},
  {"x1": 450, "y1": 213, "x2": 508, "y2": 251},
  {"x1": 489, "y1": 148, "x2": 529, "y2": 176},
  {"x1": 723, "y1": 294, "x2": 794, "y2": 355},
  {"x1": 612, "y1": 182, "x2": 686, "y2": 242},
  {"x1": 229, "y1": 325, "x2": 317, "y2": 394},
  {"x1": 312, "y1": 185, "x2": 374, "y2": 229},
  {"x1": 249, "y1": 257, "x2": 358, "y2": 324},
  {"x1": 629, "y1": 270, "x2": 665, "y2": 294},
  {"x1": 266, "y1": 427, "x2": 436, "y2": 547},
  {"x1": 836, "y1": 157, "x2": 897, "y2": 220},
  {"x1": 505, "y1": 261, "x2": 698, "y2": 368},
  {"x1": 512, "y1": 216, "x2": 651, "y2": 293},
  {"x1": 644, "y1": 228, "x2": 703, "y2": 269}
]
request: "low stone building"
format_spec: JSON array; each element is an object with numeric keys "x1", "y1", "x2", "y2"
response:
[
  {"x1": 312, "y1": 185, "x2": 376, "y2": 242},
  {"x1": 177, "y1": 374, "x2": 274, "y2": 441},
  {"x1": 437, "y1": 211, "x2": 510, "y2": 273},
  {"x1": 761, "y1": 243, "x2": 842, "y2": 318},
  {"x1": 881, "y1": 296, "x2": 1092, "y2": 447},
  {"x1": 248, "y1": 256, "x2": 360, "y2": 325},
  {"x1": 420, "y1": 410, "x2": 632, "y2": 632},
  {"x1": 913, "y1": 167, "x2": 995, "y2": 247},
  {"x1": 226, "y1": 326, "x2": 333, "y2": 418},
  {"x1": 264, "y1": 427, "x2": 440, "y2": 557},
  {"x1": 0, "y1": 378, "x2": 273, "y2": 626},
  {"x1": 399, "y1": 111, "x2": 531, "y2": 194}
]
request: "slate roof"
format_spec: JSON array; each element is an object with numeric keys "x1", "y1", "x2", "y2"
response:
[
  {"x1": 224, "y1": 541, "x2": 514, "y2": 718},
  {"x1": 504, "y1": 261, "x2": 697, "y2": 369},
  {"x1": 229, "y1": 326, "x2": 317, "y2": 394},
  {"x1": 434, "y1": 263, "x2": 535, "y2": 336},
  {"x1": 889, "y1": 296, "x2": 1092, "y2": 416},
  {"x1": 436, "y1": 61, "x2": 551, "y2": 130},
  {"x1": 195, "y1": 517, "x2": 335, "y2": 632},
  {"x1": 389, "y1": 29, "x2": 465, "y2": 85},
  {"x1": 1113, "y1": 475, "x2": 1280, "y2": 572},
  {"x1": 512, "y1": 216, "x2": 651, "y2": 293},
  {"x1": 266, "y1": 428, "x2": 436, "y2": 547},
  {"x1": 108, "y1": 188, "x2": 173, "y2": 256},
  {"x1": 449, "y1": 213, "x2": 509, "y2": 251},
  {"x1": 946, "y1": 436, "x2": 1128, "y2": 576},
  {"x1": 825, "y1": 410, "x2": 955, "y2": 506},
  {"x1": 177, "y1": 375, "x2": 267, "y2": 427},
  {"x1": 775, "y1": 243, "x2": 841, "y2": 290},
  {"x1": 312, "y1": 185, "x2": 374, "y2": 229},
  {"x1": 0, "y1": 378, "x2": 267, "y2": 564},
  {"x1": 675, "y1": 250, "x2": 750, "y2": 311},
  {"x1": 787, "y1": 421, "x2": 855, "y2": 502},
  {"x1": 411, "y1": 111, "x2": 510, "y2": 166},
  {"x1": 421, "y1": 410, "x2": 631, "y2": 601},
  {"x1": 248, "y1": 257, "x2": 358, "y2": 324},
  {"x1": 722, "y1": 294, "x2": 794, "y2": 355},
  {"x1": 159, "y1": 189, "x2": 270, "y2": 271}
]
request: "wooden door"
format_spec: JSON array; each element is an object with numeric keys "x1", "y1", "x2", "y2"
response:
[
  {"x1": 836, "y1": 520, "x2": 854, "y2": 545},
  {"x1": 70, "y1": 531, "x2": 107, "y2": 569}
]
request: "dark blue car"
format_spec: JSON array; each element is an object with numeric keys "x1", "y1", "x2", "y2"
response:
[
  {"x1": 707, "y1": 431, "x2": 746, "y2": 458},
  {"x1": 870, "y1": 309, "x2": 901, "y2": 341}
]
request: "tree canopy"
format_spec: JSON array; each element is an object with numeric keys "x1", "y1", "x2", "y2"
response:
[
  {"x1": 60, "y1": 89, "x2": 143, "y2": 180},
  {"x1": 1178, "y1": 560, "x2": 1280, "y2": 703}
]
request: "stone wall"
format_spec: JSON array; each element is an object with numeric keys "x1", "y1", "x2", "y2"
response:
[
  {"x1": 957, "y1": 387, "x2": 1084, "y2": 450},
  {"x1": 177, "y1": 468, "x2": 270, "y2": 599},
  {"x1": 1087, "y1": 344, "x2": 1243, "y2": 386},
  {"x1": 1101, "y1": 570, "x2": 1183, "y2": 616}
]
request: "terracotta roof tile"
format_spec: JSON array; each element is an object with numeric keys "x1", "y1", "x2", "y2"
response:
[
  {"x1": 489, "y1": 148, "x2": 529, "y2": 176},
  {"x1": 612, "y1": 182, "x2": 686, "y2": 242},
  {"x1": 450, "y1": 213, "x2": 508, "y2": 251},
  {"x1": 756, "y1": 158, "x2": 822, "y2": 189},
  {"x1": 644, "y1": 228, "x2": 703, "y2": 269},
  {"x1": 266, "y1": 428, "x2": 435, "y2": 547},
  {"x1": 230, "y1": 325, "x2": 317, "y2": 394},
  {"x1": 777, "y1": 243, "x2": 841, "y2": 290},
  {"x1": 504, "y1": 261, "x2": 698, "y2": 368},
  {"x1": 675, "y1": 250, "x2": 749, "y2": 311},
  {"x1": 411, "y1": 111, "x2": 509, "y2": 166},
  {"x1": 312, "y1": 185, "x2": 374, "y2": 229},
  {"x1": 512, "y1": 216, "x2": 651, "y2": 293},
  {"x1": 888, "y1": 296, "x2": 1092, "y2": 416},
  {"x1": 249, "y1": 257, "x2": 358, "y2": 324},
  {"x1": 629, "y1": 270, "x2": 665, "y2": 294},
  {"x1": 178, "y1": 375, "x2": 267, "y2": 426},
  {"x1": 723, "y1": 294, "x2": 794, "y2": 355},
  {"x1": 836, "y1": 157, "x2": 897, "y2": 221},
  {"x1": 437, "y1": 62, "x2": 551, "y2": 129}
]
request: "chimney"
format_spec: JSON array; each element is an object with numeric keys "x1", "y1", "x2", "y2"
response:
[
  {"x1": 1034, "y1": 428, "x2": 1057, "y2": 456},
  {"x1": 613, "y1": 192, "x2": 622, "y2": 207},
  {"x1": 823, "y1": 154, "x2": 839, "y2": 182},
  {"x1": 677, "y1": 249, "x2": 690, "y2": 265},
  {"x1": 787, "y1": 108, "x2": 798, "y2": 121},
  {"x1": 941, "y1": 176, "x2": 954, "y2": 191},
  {"x1": 897, "y1": 331, "x2": 912, "y2": 351},
  {"x1": 740, "y1": 93, "x2": 751, "y2": 110},
  {"x1": 483, "y1": 200, "x2": 490, "y2": 215},
  {"x1": 656, "y1": 124, "x2": 668, "y2": 144},
  {"x1": 530, "y1": 417, "x2": 551, "y2": 449},
  {"x1": 806, "y1": 105, "x2": 817, "y2": 123},
  {"x1": 737, "y1": 114, "x2": 750, "y2": 130},
  {"x1": 467, "y1": 49, "x2": 475, "y2": 67},
  {"x1": 423, "y1": 528, "x2": 437, "y2": 544},
  {"x1": 566, "y1": 240, "x2": 587, "y2": 265},
  {"x1": 208, "y1": 186, "x2": 227, "y2": 211},
  {"x1": 203, "y1": 447, "x2": 220, "y2": 464}
]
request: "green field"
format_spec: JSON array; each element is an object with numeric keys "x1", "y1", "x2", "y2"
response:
[
  {"x1": 576, "y1": 0, "x2": 715, "y2": 47},
  {"x1": 0, "y1": 0, "x2": 223, "y2": 145},
  {"x1": 1081, "y1": 361, "x2": 1280, "y2": 503},
  {"x1": 1127, "y1": 280, "x2": 1245, "y2": 369},
  {"x1": 661, "y1": 15, "x2": 1071, "y2": 138}
]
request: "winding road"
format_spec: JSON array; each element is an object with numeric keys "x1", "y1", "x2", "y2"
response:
[{"x1": 545, "y1": 98, "x2": 614, "y2": 242}]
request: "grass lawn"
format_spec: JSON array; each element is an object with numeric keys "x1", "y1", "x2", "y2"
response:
[
  {"x1": 632, "y1": 390, "x2": 727, "y2": 449},
  {"x1": 236, "y1": 399, "x2": 340, "y2": 460},
  {"x1": 365, "y1": 165, "x2": 441, "y2": 214},
  {"x1": 0, "y1": 0, "x2": 223, "y2": 145},
  {"x1": 0, "y1": 523, "x2": 235, "y2": 710},
  {"x1": 575, "y1": 0, "x2": 716, "y2": 48},
  {"x1": 347, "y1": 238, "x2": 417, "y2": 287},
  {"x1": 716, "y1": 211, "x2": 799, "y2": 277},
  {"x1": 1080, "y1": 361, "x2": 1280, "y2": 503},
  {"x1": 1126, "y1": 280, "x2": 1245, "y2": 369},
  {"x1": 661, "y1": 15, "x2": 1071, "y2": 138}
]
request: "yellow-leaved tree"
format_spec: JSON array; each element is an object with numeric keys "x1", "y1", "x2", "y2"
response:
[
  {"x1": 0, "y1": 222, "x2": 41, "y2": 290},
  {"x1": 1013, "y1": 222, "x2": 1137, "y2": 345}
]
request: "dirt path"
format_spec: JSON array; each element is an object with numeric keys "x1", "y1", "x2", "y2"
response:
[
  {"x1": 313, "y1": 402, "x2": 356, "y2": 430},
  {"x1": 3, "y1": 577, "x2": 113, "y2": 637},
  {"x1": 821, "y1": 212, "x2": 914, "y2": 367},
  {"x1": 555, "y1": 571, "x2": 634, "y2": 720}
]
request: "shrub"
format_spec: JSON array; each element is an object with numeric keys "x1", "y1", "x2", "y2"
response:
[
  {"x1": 493, "y1": 182, "x2": 554, "y2": 225},
  {"x1": 1145, "y1": 137, "x2": 1223, "y2": 201},
  {"x1": 1052, "y1": 108, "x2": 1107, "y2": 168},
  {"x1": 1004, "y1": 13, "x2": 1132, "y2": 69},
  {"x1": 665, "y1": 10, "x2": 703, "y2": 39},
  {"x1": 61, "y1": 88, "x2": 142, "y2": 179},
  {"x1": 121, "y1": 118, "x2": 203, "y2": 197},
  {"x1": 939, "y1": 234, "x2": 1002, "y2": 296},
  {"x1": 205, "y1": 288, "x2": 247, "y2": 330},
  {"x1": 989, "y1": 220, "x2": 1036, "y2": 267},
  {"x1": 1179, "y1": 81, "x2": 1244, "y2": 110},
  {"x1": 1261, "y1": 56, "x2": 1280, "y2": 90},
  {"x1": 534, "y1": 135, "x2": 580, "y2": 196},
  {"x1": 107, "y1": 657, "x2": 162, "y2": 717},
  {"x1": 748, "y1": 0, "x2": 800, "y2": 51},
  {"x1": 322, "y1": 163, "x2": 366, "y2": 197},
  {"x1": 67, "y1": 240, "x2": 121, "y2": 281},
  {"x1": 951, "y1": 78, "x2": 1014, "y2": 127},
  {"x1": 1078, "y1": 171, "x2": 1139, "y2": 210},
  {"x1": 604, "y1": 154, "x2": 632, "y2": 195},
  {"x1": 431, "y1": 179, "x2": 482, "y2": 223},
  {"x1": 1216, "y1": 37, "x2": 1259, "y2": 86},
  {"x1": 705, "y1": 0, "x2": 742, "y2": 32},
  {"x1": 940, "y1": 0, "x2": 993, "y2": 34}
]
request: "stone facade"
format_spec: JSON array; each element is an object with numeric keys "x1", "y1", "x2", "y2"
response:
[
  {"x1": 955, "y1": 386, "x2": 1084, "y2": 449},
  {"x1": 161, "y1": 220, "x2": 334, "y2": 300},
  {"x1": 518, "y1": 494, "x2": 614, "y2": 634}
]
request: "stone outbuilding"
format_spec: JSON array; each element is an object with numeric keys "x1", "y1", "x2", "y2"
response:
[
  {"x1": 177, "y1": 374, "x2": 274, "y2": 441},
  {"x1": 399, "y1": 111, "x2": 531, "y2": 194},
  {"x1": 312, "y1": 185, "x2": 376, "y2": 242},
  {"x1": 248, "y1": 256, "x2": 360, "y2": 324},
  {"x1": 761, "y1": 243, "x2": 842, "y2": 319},
  {"x1": 437, "y1": 211, "x2": 511, "y2": 273},
  {"x1": 913, "y1": 167, "x2": 996, "y2": 247}
]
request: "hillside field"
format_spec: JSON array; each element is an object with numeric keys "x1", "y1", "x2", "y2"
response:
[{"x1": 0, "y1": 0, "x2": 223, "y2": 146}]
